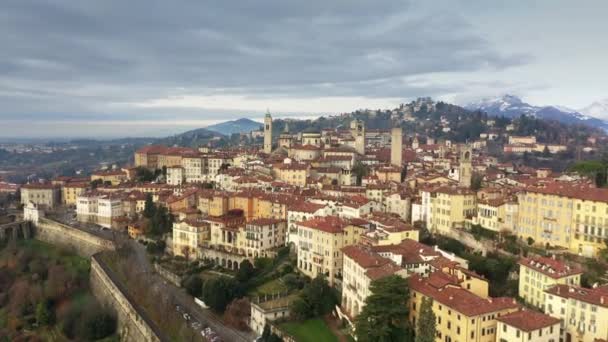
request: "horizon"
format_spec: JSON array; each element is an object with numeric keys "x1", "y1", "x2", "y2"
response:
[{"x1": 1, "y1": 1, "x2": 607, "y2": 138}]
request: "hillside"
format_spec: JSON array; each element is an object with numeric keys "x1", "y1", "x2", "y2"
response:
[
  {"x1": 205, "y1": 118, "x2": 262, "y2": 135},
  {"x1": 155, "y1": 127, "x2": 225, "y2": 148}
]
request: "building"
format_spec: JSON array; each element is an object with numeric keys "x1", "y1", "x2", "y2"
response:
[
  {"x1": 172, "y1": 219, "x2": 210, "y2": 260},
  {"x1": 296, "y1": 216, "x2": 367, "y2": 285},
  {"x1": 264, "y1": 112, "x2": 273, "y2": 154},
  {"x1": 518, "y1": 256, "x2": 582, "y2": 310},
  {"x1": 391, "y1": 127, "x2": 402, "y2": 167},
  {"x1": 545, "y1": 284, "x2": 608, "y2": 342},
  {"x1": 429, "y1": 186, "x2": 477, "y2": 234},
  {"x1": 496, "y1": 309, "x2": 561, "y2": 342},
  {"x1": 244, "y1": 218, "x2": 287, "y2": 258},
  {"x1": 21, "y1": 183, "x2": 60, "y2": 209},
  {"x1": 351, "y1": 119, "x2": 365, "y2": 155},
  {"x1": 166, "y1": 166, "x2": 185, "y2": 186},
  {"x1": 341, "y1": 244, "x2": 406, "y2": 318},
  {"x1": 459, "y1": 145, "x2": 472, "y2": 188},
  {"x1": 91, "y1": 169, "x2": 127, "y2": 185},
  {"x1": 287, "y1": 202, "x2": 329, "y2": 245},
  {"x1": 274, "y1": 162, "x2": 310, "y2": 187},
  {"x1": 250, "y1": 296, "x2": 294, "y2": 335},
  {"x1": 516, "y1": 184, "x2": 608, "y2": 256},
  {"x1": 408, "y1": 273, "x2": 520, "y2": 342},
  {"x1": 62, "y1": 182, "x2": 89, "y2": 206}
]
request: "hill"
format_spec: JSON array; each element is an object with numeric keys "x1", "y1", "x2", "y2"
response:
[
  {"x1": 466, "y1": 95, "x2": 608, "y2": 130},
  {"x1": 205, "y1": 118, "x2": 262, "y2": 135},
  {"x1": 155, "y1": 127, "x2": 225, "y2": 148}
]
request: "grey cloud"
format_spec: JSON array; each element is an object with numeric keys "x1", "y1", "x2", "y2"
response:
[{"x1": 0, "y1": 0, "x2": 529, "y2": 133}]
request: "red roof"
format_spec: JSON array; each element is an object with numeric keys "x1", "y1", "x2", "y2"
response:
[
  {"x1": 298, "y1": 216, "x2": 350, "y2": 233},
  {"x1": 519, "y1": 256, "x2": 583, "y2": 279},
  {"x1": 497, "y1": 310, "x2": 560, "y2": 332},
  {"x1": 288, "y1": 202, "x2": 326, "y2": 213},
  {"x1": 545, "y1": 284, "x2": 608, "y2": 308},
  {"x1": 408, "y1": 273, "x2": 519, "y2": 317}
]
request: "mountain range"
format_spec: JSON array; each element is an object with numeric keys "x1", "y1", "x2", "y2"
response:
[
  {"x1": 466, "y1": 95, "x2": 608, "y2": 130},
  {"x1": 205, "y1": 118, "x2": 262, "y2": 136}
]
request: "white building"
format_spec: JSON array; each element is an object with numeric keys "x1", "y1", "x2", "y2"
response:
[{"x1": 496, "y1": 310, "x2": 560, "y2": 342}]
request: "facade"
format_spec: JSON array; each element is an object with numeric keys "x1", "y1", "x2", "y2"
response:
[
  {"x1": 21, "y1": 183, "x2": 60, "y2": 208},
  {"x1": 296, "y1": 216, "x2": 366, "y2": 285},
  {"x1": 545, "y1": 284, "x2": 608, "y2": 342},
  {"x1": 244, "y1": 218, "x2": 287, "y2": 258},
  {"x1": 63, "y1": 182, "x2": 88, "y2": 206},
  {"x1": 458, "y1": 145, "x2": 472, "y2": 188},
  {"x1": 91, "y1": 170, "x2": 127, "y2": 185},
  {"x1": 408, "y1": 273, "x2": 520, "y2": 342},
  {"x1": 166, "y1": 166, "x2": 185, "y2": 186},
  {"x1": 172, "y1": 219, "x2": 210, "y2": 260},
  {"x1": 429, "y1": 186, "x2": 477, "y2": 234},
  {"x1": 518, "y1": 256, "x2": 582, "y2": 310},
  {"x1": 341, "y1": 244, "x2": 406, "y2": 318}
]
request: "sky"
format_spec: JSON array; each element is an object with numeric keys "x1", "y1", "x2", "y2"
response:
[{"x1": 0, "y1": 0, "x2": 607, "y2": 139}]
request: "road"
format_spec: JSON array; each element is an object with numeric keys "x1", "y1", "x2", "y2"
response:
[{"x1": 130, "y1": 241, "x2": 256, "y2": 342}]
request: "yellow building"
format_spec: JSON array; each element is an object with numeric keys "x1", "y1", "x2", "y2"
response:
[
  {"x1": 517, "y1": 185, "x2": 608, "y2": 256},
  {"x1": 409, "y1": 272, "x2": 520, "y2": 342},
  {"x1": 274, "y1": 162, "x2": 310, "y2": 186},
  {"x1": 375, "y1": 166, "x2": 402, "y2": 183},
  {"x1": 341, "y1": 244, "x2": 406, "y2": 317},
  {"x1": 571, "y1": 189, "x2": 608, "y2": 257},
  {"x1": 518, "y1": 256, "x2": 582, "y2": 310},
  {"x1": 429, "y1": 186, "x2": 477, "y2": 234},
  {"x1": 296, "y1": 216, "x2": 366, "y2": 285},
  {"x1": 91, "y1": 170, "x2": 127, "y2": 186},
  {"x1": 63, "y1": 182, "x2": 88, "y2": 206},
  {"x1": 172, "y1": 219, "x2": 211, "y2": 260},
  {"x1": 244, "y1": 218, "x2": 287, "y2": 258},
  {"x1": 545, "y1": 284, "x2": 608, "y2": 342}
]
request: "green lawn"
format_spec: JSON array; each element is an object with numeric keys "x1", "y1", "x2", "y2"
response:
[
  {"x1": 280, "y1": 318, "x2": 338, "y2": 342},
  {"x1": 248, "y1": 277, "x2": 288, "y2": 296}
]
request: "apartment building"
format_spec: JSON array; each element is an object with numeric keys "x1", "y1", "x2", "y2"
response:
[
  {"x1": 517, "y1": 185, "x2": 608, "y2": 257},
  {"x1": 545, "y1": 284, "x2": 608, "y2": 342},
  {"x1": 408, "y1": 272, "x2": 520, "y2": 342},
  {"x1": 341, "y1": 244, "x2": 406, "y2": 318},
  {"x1": 429, "y1": 186, "x2": 477, "y2": 234},
  {"x1": 518, "y1": 256, "x2": 582, "y2": 310},
  {"x1": 496, "y1": 309, "x2": 561, "y2": 342},
  {"x1": 287, "y1": 202, "x2": 329, "y2": 245},
  {"x1": 21, "y1": 183, "x2": 60, "y2": 209},
  {"x1": 172, "y1": 219, "x2": 210, "y2": 260},
  {"x1": 244, "y1": 218, "x2": 287, "y2": 258},
  {"x1": 296, "y1": 216, "x2": 367, "y2": 285}
]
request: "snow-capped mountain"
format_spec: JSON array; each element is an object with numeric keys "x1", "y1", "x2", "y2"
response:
[
  {"x1": 466, "y1": 95, "x2": 608, "y2": 129},
  {"x1": 579, "y1": 99, "x2": 608, "y2": 120}
]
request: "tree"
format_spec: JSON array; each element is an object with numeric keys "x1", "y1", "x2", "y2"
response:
[
  {"x1": 542, "y1": 145, "x2": 551, "y2": 157},
  {"x1": 35, "y1": 301, "x2": 53, "y2": 325},
  {"x1": 183, "y1": 275, "x2": 203, "y2": 298},
  {"x1": 290, "y1": 275, "x2": 337, "y2": 320},
  {"x1": 135, "y1": 167, "x2": 155, "y2": 182},
  {"x1": 352, "y1": 161, "x2": 369, "y2": 186},
  {"x1": 236, "y1": 259, "x2": 255, "y2": 282},
  {"x1": 143, "y1": 193, "x2": 155, "y2": 218},
  {"x1": 527, "y1": 237, "x2": 535, "y2": 246},
  {"x1": 355, "y1": 275, "x2": 413, "y2": 342},
  {"x1": 223, "y1": 298, "x2": 251, "y2": 330},
  {"x1": 202, "y1": 277, "x2": 242, "y2": 312},
  {"x1": 470, "y1": 173, "x2": 483, "y2": 191},
  {"x1": 415, "y1": 298, "x2": 436, "y2": 342}
]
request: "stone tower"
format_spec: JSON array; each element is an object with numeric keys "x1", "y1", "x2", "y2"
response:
[
  {"x1": 351, "y1": 119, "x2": 365, "y2": 155},
  {"x1": 391, "y1": 127, "x2": 402, "y2": 167},
  {"x1": 459, "y1": 144, "x2": 472, "y2": 188},
  {"x1": 264, "y1": 111, "x2": 272, "y2": 154}
]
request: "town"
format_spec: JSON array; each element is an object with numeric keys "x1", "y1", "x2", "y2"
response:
[{"x1": 2, "y1": 98, "x2": 608, "y2": 342}]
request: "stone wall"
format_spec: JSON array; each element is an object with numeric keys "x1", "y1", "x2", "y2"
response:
[
  {"x1": 34, "y1": 218, "x2": 115, "y2": 257},
  {"x1": 90, "y1": 254, "x2": 166, "y2": 342}
]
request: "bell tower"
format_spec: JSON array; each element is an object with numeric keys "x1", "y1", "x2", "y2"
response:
[
  {"x1": 459, "y1": 144, "x2": 472, "y2": 187},
  {"x1": 264, "y1": 111, "x2": 273, "y2": 154}
]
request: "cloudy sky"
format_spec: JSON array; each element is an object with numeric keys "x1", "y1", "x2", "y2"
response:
[{"x1": 1, "y1": 0, "x2": 607, "y2": 138}]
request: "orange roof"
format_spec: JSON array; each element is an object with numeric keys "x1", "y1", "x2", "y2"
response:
[
  {"x1": 298, "y1": 216, "x2": 350, "y2": 234},
  {"x1": 519, "y1": 256, "x2": 583, "y2": 279},
  {"x1": 408, "y1": 273, "x2": 519, "y2": 317}
]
